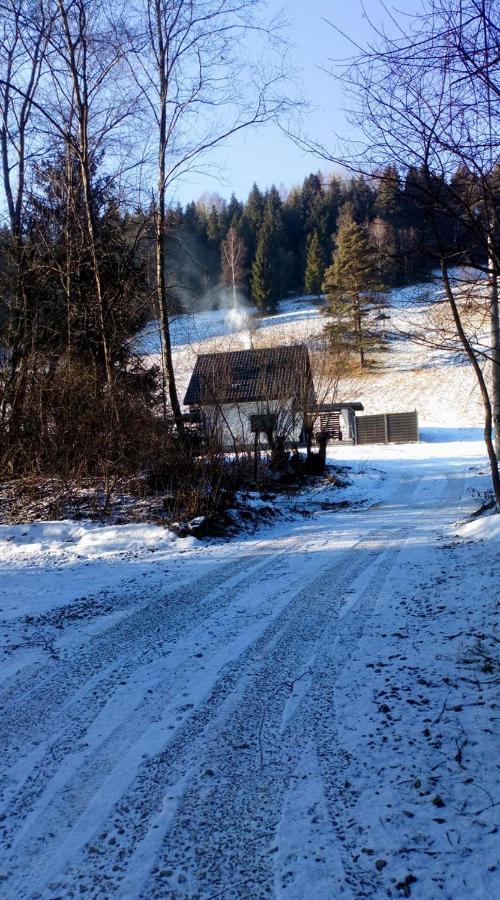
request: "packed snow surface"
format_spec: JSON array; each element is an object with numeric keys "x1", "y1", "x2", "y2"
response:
[{"x1": 1, "y1": 434, "x2": 499, "y2": 899}]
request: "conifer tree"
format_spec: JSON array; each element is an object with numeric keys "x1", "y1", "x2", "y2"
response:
[
  {"x1": 375, "y1": 165, "x2": 402, "y2": 221},
  {"x1": 344, "y1": 175, "x2": 376, "y2": 223},
  {"x1": 304, "y1": 231, "x2": 325, "y2": 297},
  {"x1": 324, "y1": 176, "x2": 342, "y2": 230},
  {"x1": 369, "y1": 216, "x2": 399, "y2": 285},
  {"x1": 240, "y1": 183, "x2": 264, "y2": 263},
  {"x1": 323, "y1": 205, "x2": 384, "y2": 367},
  {"x1": 226, "y1": 193, "x2": 243, "y2": 227},
  {"x1": 282, "y1": 186, "x2": 304, "y2": 287},
  {"x1": 250, "y1": 190, "x2": 286, "y2": 312},
  {"x1": 251, "y1": 218, "x2": 278, "y2": 312}
]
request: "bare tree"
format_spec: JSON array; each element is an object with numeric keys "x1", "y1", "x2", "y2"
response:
[
  {"x1": 130, "y1": 0, "x2": 290, "y2": 433},
  {"x1": 315, "y1": 0, "x2": 500, "y2": 507},
  {"x1": 47, "y1": 0, "x2": 136, "y2": 390},
  {"x1": 221, "y1": 226, "x2": 246, "y2": 311},
  {"x1": 0, "y1": 0, "x2": 51, "y2": 429},
  {"x1": 0, "y1": 0, "x2": 156, "y2": 480}
]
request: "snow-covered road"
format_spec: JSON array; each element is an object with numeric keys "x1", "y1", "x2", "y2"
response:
[{"x1": 1, "y1": 442, "x2": 498, "y2": 899}]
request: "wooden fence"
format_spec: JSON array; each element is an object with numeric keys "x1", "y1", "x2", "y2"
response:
[{"x1": 355, "y1": 411, "x2": 419, "y2": 445}]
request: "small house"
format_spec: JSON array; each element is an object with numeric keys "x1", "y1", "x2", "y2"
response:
[{"x1": 184, "y1": 344, "x2": 315, "y2": 449}]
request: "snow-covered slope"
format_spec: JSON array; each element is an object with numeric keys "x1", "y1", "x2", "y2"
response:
[{"x1": 139, "y1": 281, "x2": 487, "y2": 427}]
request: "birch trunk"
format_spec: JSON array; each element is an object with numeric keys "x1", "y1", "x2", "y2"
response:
[{"x1": 488, "y1": 231, "x2": 500, "y2": 459}]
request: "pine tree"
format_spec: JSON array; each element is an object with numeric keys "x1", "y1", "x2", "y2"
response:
[
  {"x1": 251, "y1": 218, "x2": 277, "y2": 312},
  {"x1": 304, "y1": 231, "x2": 325, "y2": 297},
  {"x1": 240, "y1": 183, "x2": 264, "y2": 263},
  {"x1": 324, "y1": 176, "x2": 342, "y2": 230},
  {"x1": 226, "y1": 192, "x2": 243, "y2": 227},
  {"x1": 344, "y1": 175, "x2": 376, "y2": 223},
  {"x1": 323, "y1": 205, "x2": 383, "y2": 367},
  {"x1": 251, "y1": 191, "x2": 285, "y2": 312},
  {"x1": 375, "y1": 165, "x2": 402, "y2": 221},
  {"x1": 369, "y1": 216, "x2": 399, "y2": 285},
  {"x1": 205, "y1": 204, "x2": 224, "y2": 290},
  {"x1": 282, "y1": 186, "x2": 304, "y2": 288}
]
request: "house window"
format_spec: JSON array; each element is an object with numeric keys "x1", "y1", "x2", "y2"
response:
[{"x1": 250, "y1": 413, "x2": 277, "y2": 433}]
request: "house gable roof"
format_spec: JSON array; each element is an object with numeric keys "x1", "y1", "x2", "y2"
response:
[{"x1": 184, "y1": 344, "x2": 314, "y2": 407}]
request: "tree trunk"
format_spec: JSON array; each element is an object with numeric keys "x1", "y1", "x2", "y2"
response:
[
  {"x1": 442, "y1": 260, "x2": 500, "y2": 509},
  {"x1": 488, "y1": 231, "x2": 500, "y2": 459},
  {"x1": 0, "y1": 88, "x2": 29, "y2": 426},
  {"x1": 155, "y1": 211, "x2": 184, "y2": 434},
  {"x1": 0, "y1": 242, "x2": 26, "y2": 424},
  {"x1": 305, "y1": 422, "x2": 313, "y2": 461},
  {"x1": 154, "y1": 0, "x2": 184, "y2": 435},
  {"x1": 354, "y1": 298, "x2": 365, "y2": 366},
  {"x1": 64, "y1": 135, "x2": 74, "y2": 361},
  {"x1": 56, "y1": 0, "x2": 114, "y2": 390},
  {"x1": 317, "y1": 430, "x2": 329, "y2": 471},
  {"x1": 79, "y1": 158, "x2": 114, "y2": 388}
]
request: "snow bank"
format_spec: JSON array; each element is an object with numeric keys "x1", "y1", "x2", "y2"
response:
[
  {"x1": 0, "y1": 520, "x2": 185, "y2": 620},
  {"x1": 0, "y1": 520, "x2": 175, "y2": 562},
  {"x1": 458, "y1": 510, "x2": 500, "y2": 542}
]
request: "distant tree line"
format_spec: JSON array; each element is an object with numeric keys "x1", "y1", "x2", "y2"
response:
[{"x1": 156, "y1": 163, "x2": 497, "y2": 316}]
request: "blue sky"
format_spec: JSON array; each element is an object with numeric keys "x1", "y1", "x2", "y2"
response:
[{"x1": 171, "y1": 0, "x2": 422, "y2": 206}]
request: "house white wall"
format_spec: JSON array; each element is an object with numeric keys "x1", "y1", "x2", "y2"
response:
[{"x1": 200, "y1": 399, "x2": 304, "y2": 449}]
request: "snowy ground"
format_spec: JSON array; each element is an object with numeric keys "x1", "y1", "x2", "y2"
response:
[
  {"x1": 1, "y1": 284, "x2": 498, "y2": 898},
  {"x1": 1, "y1": 434, "x2": 499, "y2": 899}
]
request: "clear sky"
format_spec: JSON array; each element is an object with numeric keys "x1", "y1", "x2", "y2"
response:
[{"x1": 171, "y1": 0, "x2": 423, "y2": 206}]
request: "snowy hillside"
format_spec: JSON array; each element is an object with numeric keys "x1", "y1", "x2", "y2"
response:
[{"x1": 138, "y1": 279, "x2": 487, "y2": 428}]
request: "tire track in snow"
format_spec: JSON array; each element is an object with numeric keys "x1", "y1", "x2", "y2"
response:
[
  {"x1": 274, "y1": 468, "x2": 468, "y2": 900},
  {"x1": 0, "y1": 528, "x2": 344, "y2": 890},
  {"x1": 42, "y1": 522, "x2": 410, "y2": 899},
  {"x1": 0, "y1": 536, "x2": 304, "y2": 760},
  {"x1": 302, "y1": 529, "x2": 409, "y2": 899},
  {"x1": 1, "y1": 472, "x2": 455, "y2": 899},
  {"x1": 146, "y1": 528, "x2": 409, "y2": 900},
  {"x1": 119, "y1": 475, "x2": 463, "y2": 898}
]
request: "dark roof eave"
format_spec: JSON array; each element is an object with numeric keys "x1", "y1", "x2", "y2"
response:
[{"x1": 315, "y1": 402, "x2": 364, "y2": 412}]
